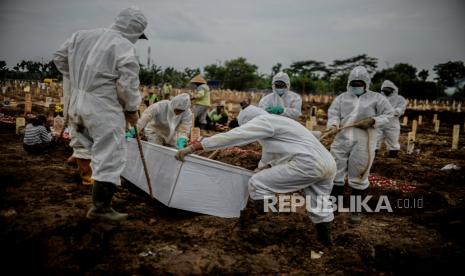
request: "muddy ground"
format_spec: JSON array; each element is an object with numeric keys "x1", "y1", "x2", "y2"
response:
[{"x1": 1, "y1": 105, "x2": 465, "y2": 275}]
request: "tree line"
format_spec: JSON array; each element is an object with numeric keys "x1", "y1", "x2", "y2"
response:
[{"x1": 1, "y1": 55, "x2": 464, "y2": 99}]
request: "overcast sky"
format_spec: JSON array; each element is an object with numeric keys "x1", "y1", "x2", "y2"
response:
[{"x1": 1, "y1": 0, "x2": 464, "y2": 75}]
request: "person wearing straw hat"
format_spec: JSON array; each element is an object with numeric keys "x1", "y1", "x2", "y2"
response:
[{"x1": 190, "y1": 74, "x2": 211, "y2": 129}]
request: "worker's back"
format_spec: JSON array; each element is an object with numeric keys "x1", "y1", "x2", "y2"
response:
[{"x1": 67, "y1": 29, "x2": 135, "y2": 103}]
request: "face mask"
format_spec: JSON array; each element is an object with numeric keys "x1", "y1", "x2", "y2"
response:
[
  {"x1": 274, "y1": 88, "x2": 287, "y2": 96},
  {"x1": 350, "y1": 86, "x2": 365, "y2": 96}
]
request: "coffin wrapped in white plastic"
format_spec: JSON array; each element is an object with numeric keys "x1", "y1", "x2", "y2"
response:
[{"x1": 121, "y1": 139, "x2": 253, "y2": 218}]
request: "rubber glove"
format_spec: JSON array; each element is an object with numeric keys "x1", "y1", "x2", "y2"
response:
[
  {"x1": 266, "y1": 106, "x2": 284, "y2": 115},
  {"x1": 176, "y1": 137, "x2": 188, "y2": 149},
  {"x1": 125, "y1": 127, "x2": 136, "y2": 141}
]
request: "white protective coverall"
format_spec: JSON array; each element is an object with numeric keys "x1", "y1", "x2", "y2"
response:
[
  {"x1": 137, "y1": 93, "x2": 192, "y2": 146},
  {"x1": 258, "y1": 72, "x2": 302, "y2": 120},
  {"x1": 376, "y1": 80, "x2": 407, "y2": 151},
  {"x1": 53, "y1": 7, "x2": 146, "y2": 185},
  {"x1": 201, "y1": 105, "x2": 337, "y2": 223},
  {"x1": 327, "y1": 66, "x2": 394, "y2": 190}
]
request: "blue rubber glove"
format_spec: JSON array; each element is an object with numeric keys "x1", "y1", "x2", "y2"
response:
[
  {"x1": 266, "y1": 106, "x2": 284, "y2": 115},
  {"x1": 176, "y1": 137, "x2": 188, "y2": 149},
  {"x1": 125, "y1": 127, "x2": 136, "y2": 141}
]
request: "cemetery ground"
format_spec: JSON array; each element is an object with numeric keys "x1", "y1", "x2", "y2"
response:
[{"x1": 1, "y1": 104, "x2": 465, "y2": 275}]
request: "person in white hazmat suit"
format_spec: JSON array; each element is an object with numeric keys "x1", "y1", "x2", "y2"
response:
[
  {"x1": 53, "y1": 7, "x2": 147, "y2": 222},
  {"x1": 258, "y1": 72, "x2": 302, "y2": 120},
  {"x1": 327, "y1": 66, "x2": 394, "y2": 224},
  {"x1": 376, "y1": 80, "x2": 407, "y2": 157},
  {"x1": 135, "y1": 93, "x2": 192, "y2": 149},
  {"x1": 175, "y1": 105, "x2": 337, "y2": 246}
]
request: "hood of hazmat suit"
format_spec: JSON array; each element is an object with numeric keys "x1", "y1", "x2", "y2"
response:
[
  {"x1": 327, "y1": 66, "x2": 394, "y2": 190},
  {"x1": 137, "y1": 93, "x2": 192, "y2": 146},
  {"x1": 258, "y1": 72, "x2": 302, "y2": 120},
  {"x1": 52, "y1": 7, "x2": 146, "y2": 185},
  {"x1": 381, "y1": 80, "x2": 407, "y2": 118},
  {"x1": 111, "y1": 7, "x2": 148, "y2": 44},
  {"x1": 346, "y1": 66, "x2": 371, "y2": 91},
  {"x1": 237, "y1": 105, "x2": 268, "y2": 126}
]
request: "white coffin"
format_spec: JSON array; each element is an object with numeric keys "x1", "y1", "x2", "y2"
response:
[{"x1": 121, "y1": 139, "x2": 253, "y2": 218}]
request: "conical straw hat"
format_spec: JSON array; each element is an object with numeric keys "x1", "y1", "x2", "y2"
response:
[{"x1": 190, "y1": 74, "x2": 207, "y2": 84}]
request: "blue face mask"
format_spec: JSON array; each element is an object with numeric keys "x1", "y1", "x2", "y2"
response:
[
  {"x1": 274, "y1": 88, "x2": 287, "y2": 96},
  {"x1": 350, "y1": 86, "x2": 365, "y2": 96}
]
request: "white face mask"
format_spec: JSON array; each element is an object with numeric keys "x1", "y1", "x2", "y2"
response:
[
  {"x1": 274, "y1": 88, "x2": 287, "y2": 96},
  {"x1": 349, "y1": 86, "x2": 365, "y2": 96}
]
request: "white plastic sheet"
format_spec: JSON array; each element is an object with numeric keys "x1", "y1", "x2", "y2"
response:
[{"x1": 122, "y1": 139, "x2": 253, "y2": 218}]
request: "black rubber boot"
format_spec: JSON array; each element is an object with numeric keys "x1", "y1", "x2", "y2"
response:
[
  {"x1": 331, "y1": 185, "x2": 345, "y2": 198},
  {"x1": 86, "y1": 181, "x2": 128, "y2": 222},
  {"x1": 315, "y1": 222, "x2": 333, "y2": 246},
  {"x1": 388, "y1": 150, "x2": 399, "y2": 158},
  {"x1": 331, "y1": 185, "x2": 345, "y2": 216},
  {"x1": 350, "y1": 188, "x2": 367, "y2": 224}
]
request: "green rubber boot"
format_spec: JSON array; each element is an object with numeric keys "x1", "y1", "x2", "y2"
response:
[{"x1": 86, "y1": 181, "x2": 128, "y2": 222}]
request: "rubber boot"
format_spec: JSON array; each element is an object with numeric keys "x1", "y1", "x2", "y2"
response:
[
  {"x1": 330, "y1": 185, "x2": 345, "y2": 216},
  {"x1": 388, "y1": 150, "x2": 399, "y2": 158},
  {"x1": 86, "y1": 181, "x2": 128, "y2": 222},
  {"x1": 315, "y1": 222, "x2": 333, "y2": 246},
  {"x1": 350, "y1": 188, "x2": 367, "y2": 224},
  {"x1": 76, "y1": 158, "x2": 95, "y2": 185}
]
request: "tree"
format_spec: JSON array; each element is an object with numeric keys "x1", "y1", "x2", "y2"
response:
[
  {"x1": 204, "y1": 64, "x2": 226, "y2": 86},
  {"x1": 372, "y1": 63, "x2": 418, "y2": 87},
  {"x1": 271, "y1": 63, "x2": 282, "y2": 76},
  {"x1": 418, "y1": 69, "x2": 429, "y2": 82},
  {"x1": 223, "y1": 57, "x2": 258, "y2": 91},
  {"x1": 433, "y1": 61, "x2": 465, "y2": 87},
  {"x1": 329, "y1": 54, "x2": 378, "y2": 77},
  {"x1": 183, "y1": 67, "x2": 201, "y2": 81}
]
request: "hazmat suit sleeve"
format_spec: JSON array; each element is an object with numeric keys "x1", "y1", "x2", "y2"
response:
[
  {"x1": 201, "y1": 116, "x2": 274, "y2": 151},
  {"x1": 175, "y1": 110, "x2": 193, "y2": 139},
  {"x1": 393, "y1": 96, "x2": 407, "y2": 117},
  {"x1": 327, "y1": 95, "x2": 341, "y2": 128},
  {"x1": 372, "y1": 96, "x2": 395, "y2": 128},
  {"x1": 53, "y1": 35, "x2": 75, "y2": 79},
  {"x1": 282, "y1": 94, "x2": 302, "y2": 119},
  {"x1": 115, "y1": 46, "x2": 142, "y2": 112},
  {"x1": 136, "y1": 103, "x2": 158, "y2": 131},
  {"x1": 258, "y1": 97, "x2": 268, "y2": 110}
]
